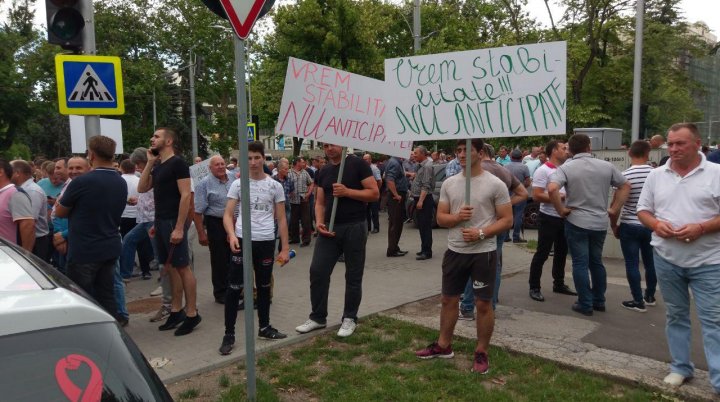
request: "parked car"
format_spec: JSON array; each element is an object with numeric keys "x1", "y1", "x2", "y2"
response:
[{"x1": 0, "y1": 238, "x2": 173, "y2": 402}]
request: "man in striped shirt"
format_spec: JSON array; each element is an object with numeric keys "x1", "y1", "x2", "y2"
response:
[{"x1": 610, "y1": 140, "x2": 656, "y2": 312}]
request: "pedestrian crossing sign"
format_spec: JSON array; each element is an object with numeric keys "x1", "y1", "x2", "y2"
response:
[{"x1": 55, "y1": 54, "x2": 124, "y2": 115}]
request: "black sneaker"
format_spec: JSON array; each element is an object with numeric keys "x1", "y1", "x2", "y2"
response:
[
  {"x1": 158, "y1": 310, "x2": 186, "y2": 331},
  {"x1": 644, "y1": 294, "x2": 657, "y2": 306},
  {"x1": 622, "y1": 300, "x2": 647, "y2": 313},
  {"x1": 258, "y1": 325, "x2": 287, "y2": 340},
  {"x1": 219, "y1": 334, "x2": 235, "y2": 355},
  {"x1": 174, "y1": 313, "x2": 202, "y2": 336}
]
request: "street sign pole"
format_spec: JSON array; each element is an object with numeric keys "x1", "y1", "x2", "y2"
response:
[
  {"x1": 82, "y1": 0, "x2": 100, "y2": 143},
  {"x1": 233, "y1": 35, "x2": 256, "y2": 401}
]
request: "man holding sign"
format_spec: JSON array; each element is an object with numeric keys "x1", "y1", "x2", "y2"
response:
[
  {"x1": 416, "y1": 138, "x2": 512, "y2": 374},
  {"x1": 295, "y1": 143, "x2": 378, "y2": 338}
]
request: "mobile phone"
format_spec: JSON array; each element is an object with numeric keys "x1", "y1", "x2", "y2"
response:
[{"x1": 150, "y1": 148, "x2": 159, "y2": 156}]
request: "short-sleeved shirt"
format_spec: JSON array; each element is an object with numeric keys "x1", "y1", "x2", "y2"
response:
[
  {"x1": 151, "y1": 155, "x2": 190, "y2": 220},
  {"x1": 637, "y1": 153, "x2": 720, "y2": 267},
  {"x1": 533, "y1": 163, "x2": 565, "y2": 218},
  {"x1": 523, "y1": 157, "x2": 542, "y2": 177},
  {"x1": 228, "y1": 175, "x2": 284, "y2": 241},
  {"x1": 59, "y1": 168, "x2": 127, "y2": 264},
  {"x1": 410, "y1": 158, "x2": 434, "y2": 197},
  {"x1": 0, "y1": 184, "x2": 34, "y2": 245},
  {"x1": 121, "y1": 173, "x2": 140, "y2": 219},
  {"x1": 315, "y1": 155, "x2": 373, "y2": 225},
  {"x1": 288, "y1": 168, "x2": 313, "y2": 203},
  {"x1": 505, "y1": 161, "x2": 530, "y2": 187},
  {"x1": 481, "y1": 160, "x2": 520, "y2": 191},
  {"x1": 440, "y1": 171, "x2": 511, "y2": 254},
  {"x1": 37, "y1": 178, "x2": 64, "y2": 198},
  {"x1": 21, "y1": 179, "x2": 49, "y2": 237},
  {"x1": 496, "y1": 155, "x2": 510, "y2": 166},
  {"x1": 384, "y1": 157, "x2": 409, "y2": 192},
  {"x1": 370, "y1": 164, "x2": 381, "y2": 181},
  {"x1": 619, "y1": 164, "x2": 653, "y2": 225},
  {"x1": 550, "y1": 153, "x2": 627, "y2": 231},
  {"x1": 445, "y1": 158, "x2": 461, "y2": 178},
  {"x1": 194, "y1": 173, "x2": 233, "y2": 218}
]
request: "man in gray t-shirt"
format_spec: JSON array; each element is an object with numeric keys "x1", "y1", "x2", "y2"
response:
[
  {"x1": 548, "y1": 134, "x2": 630, "y2": 316},
  {"x1": 505, "y1": 149, "x2": 530, "y2": 243}
]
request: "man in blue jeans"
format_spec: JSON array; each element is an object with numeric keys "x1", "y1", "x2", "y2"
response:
[
  {"x1": 504, "y1": 149, "x2": 530, "y2": 243},
  {"x1": 548, "y1": 134, "x2": 629, "y2": 316},
  {"x1": 637, "y1": 123, "x2": 720, "y2": 393},
  {"x1": 609, "y1": 140, "x2": 656, "y2": 313}
]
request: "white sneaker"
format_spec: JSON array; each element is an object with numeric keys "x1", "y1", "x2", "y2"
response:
[
  {"x1": 337, "y1": 318, "x2": 357, "y2": 337},
  {"x1": 295, "y1": 319, "x2": 326, "y2": 334},
  {"x1": 663, "y1": 372, "x2": 688, "y2": 387},
  {"x1": 149, "y1": 286, "x2": 163, "y2": 297}
]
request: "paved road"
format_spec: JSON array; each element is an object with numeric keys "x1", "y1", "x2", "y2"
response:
[{"x1": 123, "y1": 212, "x2": 714, "y2": 398}]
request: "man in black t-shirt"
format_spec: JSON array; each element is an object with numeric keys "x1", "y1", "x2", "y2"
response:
[
  {"x1": 138, "y1": 127, "x2": 201, "y2": 336},
  {"x1": 56, "y1": 136, "x2": 127, "y2": 323},
  {"x1": 295, "y1": 144, "x2": 378, "y2": 338}
]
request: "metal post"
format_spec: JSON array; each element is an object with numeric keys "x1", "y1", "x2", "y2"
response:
[
  {"x1": 233, "y1": 36, "x2": 256, "y2": 401},
  {"x1": 247, "y1": 37, "x2": 253, "y2": 120},
  {"x1": 189, "y1": 49, "x2": 199, "y2": 159},
  {"x1": 82, "y1": 0, "x2": 100, "y2": 142},
  {"x1": 328, "y1": 147, "x2": 348, "y2": 232},
  {"x1": 630, "y1": 0, "x2": 644, "y2": 143},
  {"x1": 465, "y1": 139, "x2": 471, "y2": 205},
  {"x1": 152, "y1": 87, "x2": 157, "y2": 130},
  {"x1": 413, "y1": 0, "x2": 421, "y2": 53}
]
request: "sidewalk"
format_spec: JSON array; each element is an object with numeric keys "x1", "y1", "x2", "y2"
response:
[{"x1": 123, "y1": 216, "x2": 716, "y2": 400}]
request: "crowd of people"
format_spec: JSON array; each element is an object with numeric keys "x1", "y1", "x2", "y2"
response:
[{"x1": 0, "y1": 122, "x2": 718, "y2": 394}]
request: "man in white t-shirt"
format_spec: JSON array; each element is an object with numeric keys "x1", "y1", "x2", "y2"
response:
[
  {"x1": 637, "y1": 123, "x2": 720, "y2": 392},
  {"x1": 415, "y1": 138, "x2": 512, "y2": 375},
  {"x1": 219, "y1": 141, "x2": 290, "y2": 355},
  {"x1": 119, "y1": 159, "x2": 140, "y2": 279},
  {"x1": 528, "y1": 140, "x2": 576, "y2": 302}
]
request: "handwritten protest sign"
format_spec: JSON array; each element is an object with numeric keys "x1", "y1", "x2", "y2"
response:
[
  {"x1": 189, "y1": 158, "x2": 210, "y2": 184},
  {"x1": 276, "y1": 58, "x2": 413, "y2": 158},
  {"x1": 384, "y1": 41, "x2": 567, "y2": 141}
]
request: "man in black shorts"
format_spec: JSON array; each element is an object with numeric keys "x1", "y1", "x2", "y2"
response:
[
  {"x1": 415, "y1": 138, "x2": 512, "y2": 375},
  {"x1": 55, "y1": 136, "x2": 127, "y2": 322},
  {"x1": 138, "y1": 127, "x2": 200, "y2": 336}
]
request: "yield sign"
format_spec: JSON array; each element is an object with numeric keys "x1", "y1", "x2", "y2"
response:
[{"x1": 220, "y1": 0, "x2": 266, "y2": 39}]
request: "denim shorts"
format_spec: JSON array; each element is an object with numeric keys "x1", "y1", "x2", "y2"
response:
[{"x1": 154, "y1": 218, "x2": 190, "y2": 268}]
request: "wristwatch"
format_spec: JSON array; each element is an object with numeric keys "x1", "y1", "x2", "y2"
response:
[{"x1": 477, "y1": 228, "x2": 485, "y2": 240}]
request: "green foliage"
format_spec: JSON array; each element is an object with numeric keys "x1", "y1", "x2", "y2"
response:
[
  {"x1": 3, "y1": 142, "x2": 32, "y2": 160},
  {"x1": 177, "y1": 387, "x2": 199, "y2": 400}
]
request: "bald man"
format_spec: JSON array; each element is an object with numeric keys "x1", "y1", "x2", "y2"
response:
[
  {"x1": 649, "y1": 135, "x2": 665, "y2": 149},
  {"x1": 194, "y1": 155, "x2": 234, "y2": 303}
]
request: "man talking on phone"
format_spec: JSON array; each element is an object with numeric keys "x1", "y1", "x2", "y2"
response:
[{"x1": 138, "y1": 127, "x2": 201, "y2": 336}]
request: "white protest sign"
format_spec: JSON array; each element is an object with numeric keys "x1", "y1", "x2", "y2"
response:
[
  {"x1": 276, "y1": 57, "x2": 413, "y2": 159},
  {"x1": 189, "y1": 158, "x2": 211, "y2": 184},
  {"x1": 384, "y1": 41, "x2": 567, "y2": 141},
  {"x1": 69, "y1": 115, "x2": 123, "y2": 154}
]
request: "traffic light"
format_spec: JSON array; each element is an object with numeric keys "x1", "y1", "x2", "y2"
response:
[{"x1": 46, "y1": 0, "x2": 87, "y2": 51}]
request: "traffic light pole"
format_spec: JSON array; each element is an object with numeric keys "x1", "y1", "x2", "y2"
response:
[
  {"x1": 233, "y1": 35, "x2": 257, "y2": 402},
  {"x1": 82, "y1": 0, "x2": 100, "y2": 143}
]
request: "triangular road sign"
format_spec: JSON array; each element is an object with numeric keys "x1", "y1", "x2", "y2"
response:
[
  {"x1": 220, "y1": 0, "x2": 266, "y2": 40},
  {"x1": 68, "y1": 65, "x2": 115, "y2": 103}
]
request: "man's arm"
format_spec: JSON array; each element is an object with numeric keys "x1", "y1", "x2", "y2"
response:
[
  {"x1": 190, "y1": 195, "x2": 208, "y2": 246},
  {"x1": 386, "y1": 179, "x2": 401, "y2": 202},
  {"x1": 331, "y1": 176, "x2": 379, "y2": 203},
  {"x1": 548, "y1": 182, "x2": 570, "y2": 217},
  {"x1": 460, "y1": 202, "x2": 513, "y2": 242},
  {"x1": 17, "y1": 218, "x2": 35, "y2": 252},
  {"x1": 223, "y1": 197, "x2": 240, "y2": 252},
  {"x1": 608, "y1": 182, "x2": 630, "y2": 218},
  {"x1": 510, "y1": 183, "x2": 528, "y2": 206},
  {"x1": 274, "y1": 201, "x2": 290, "y2": 262},
  {"x1": 314, "y1": 186, "x2": 334, "y2": 237},
  {"x1": 170, "y1": 178, "x2": 191, "y2": 244},
  {"x1": 54, "y1": 204, "x2": 70, "y2": 218},
  {"x1": 137, "y1": 151, "x2": 157, "y2": 193},
  {"x1": 436, "y1": 200, "x2": 472, "y2": 228}
]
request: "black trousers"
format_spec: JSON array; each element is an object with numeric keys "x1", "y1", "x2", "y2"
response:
[
  {"x1": 67, "y1": 258, "x2": 118, "y2": 319},
  {"x1": 205, "y1": 215, "x2": 230, "y2": 301},
  {"x1": 386, "y1": 192, "x2": 407, "y2": 255},
  {"x1": 33, "y1": 234, "x2": 52, "y2": 263},
  {"x1": 528, "y1": 213, "x2": 569, "y2": 290},
  {"x1": 225, "y1": 239, "x2": 275, "y2": 332},
  {"x1": 290, "y1": 201, "x2": 312, "y2": 243},
  {"x1": 366, "y1": 201, "x2": 380, "y2": 231},
  {"x1": 414, "y1": 197, "x2": 434, "y2": 256},
  {"x1": 309, "y1": 221, "x2": 367, "y2": 324}
]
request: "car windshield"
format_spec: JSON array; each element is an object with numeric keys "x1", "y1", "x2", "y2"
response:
[
  {"x1": 0, "y1": 322, "x2": 172, "y2": 402},
  {"x1": 0, "y1": 247, "x2": 41, "y2": 291}
]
